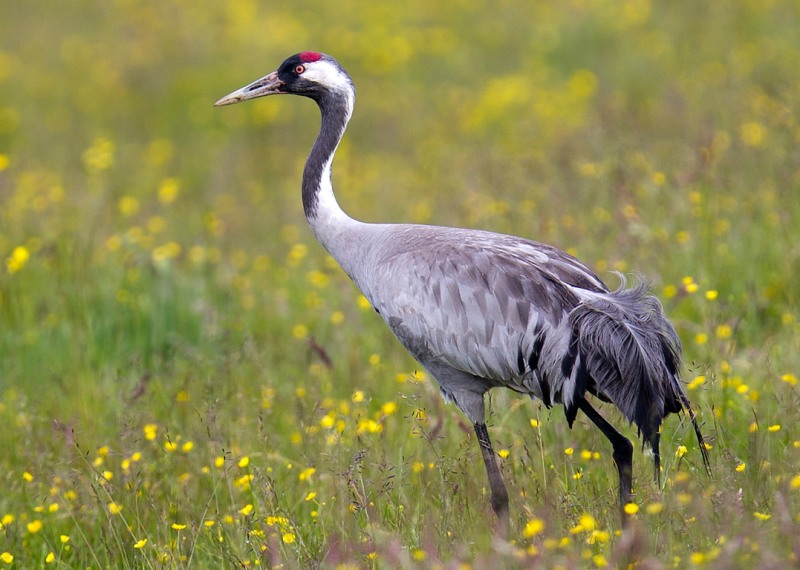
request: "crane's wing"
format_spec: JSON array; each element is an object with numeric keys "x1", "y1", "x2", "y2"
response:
[{"x1": 364, "y1": 225, "x2": 607, "y2": 391}]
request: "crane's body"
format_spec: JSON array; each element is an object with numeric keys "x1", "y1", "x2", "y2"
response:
[
  {"x1": 216, "y1": 52, "x2": 709, "y2": 532},
  {"x1": 338, "y1": 223, "x2": 633, "y2": 423}
]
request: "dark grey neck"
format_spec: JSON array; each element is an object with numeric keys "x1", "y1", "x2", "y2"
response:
[{"x1": 302, "y1": 90, "x2": 351, "y2": 220}]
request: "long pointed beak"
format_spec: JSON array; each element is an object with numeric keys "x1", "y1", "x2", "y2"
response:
[{"x1": 214, "y1": 71, "x2": 284, "y2": 106}]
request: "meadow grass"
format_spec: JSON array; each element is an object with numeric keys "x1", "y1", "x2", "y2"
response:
[{"x1": 1, "y1": 0, "x2": 799, "y2": 567}]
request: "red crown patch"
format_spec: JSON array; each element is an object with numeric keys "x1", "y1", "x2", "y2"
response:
[{"x1": 299, "y1": 51, "x2": 323, "y2": 63}]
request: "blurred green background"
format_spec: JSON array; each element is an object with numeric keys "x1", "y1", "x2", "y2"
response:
[{"x1": 1, "y1": 0, "x2": 799, "y2": 567}]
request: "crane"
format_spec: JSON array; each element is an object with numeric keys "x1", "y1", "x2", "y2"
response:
[{"x1": 215, "y1": 52, "x2": 710, "y2": 533}]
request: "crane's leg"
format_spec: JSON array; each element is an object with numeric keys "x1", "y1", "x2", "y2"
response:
[
  {"x1": 577, "y1": 399, "x2": 634, "y2": 526},
  {"x1": 653, "y1": 431, "x2": 662, "y2": 487},
  {"x1": 474, "y1": 422, "x2": 510, "y2": 537}
]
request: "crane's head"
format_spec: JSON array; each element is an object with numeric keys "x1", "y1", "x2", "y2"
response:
[{"x1": 214, "y1": 52, "x2": 354, "y2": 107}]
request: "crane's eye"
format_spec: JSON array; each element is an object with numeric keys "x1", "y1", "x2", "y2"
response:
[{"x1": 294, "y1": 65, "x2": 306, "y2": 75}]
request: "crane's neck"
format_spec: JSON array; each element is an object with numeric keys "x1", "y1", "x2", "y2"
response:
[
  {"x1": 301, "y1": 87, "x2": 365, "y2": 273},
  {"x1": 303, "y1": 88, "x2": 354, "y2": 224}
]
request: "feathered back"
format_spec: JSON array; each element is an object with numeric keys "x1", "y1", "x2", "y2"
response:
[{"x1": 562, "y1": 277, "x2": 685, "y2": 451}]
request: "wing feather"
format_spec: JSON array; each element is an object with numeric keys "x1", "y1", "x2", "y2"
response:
[{"x1": 365, "y1": 224, "x2": 605, "y2": 388}]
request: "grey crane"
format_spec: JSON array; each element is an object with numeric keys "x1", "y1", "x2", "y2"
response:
[{"x1": 215, "y1": 52, "x2": 710, "y2": 532}]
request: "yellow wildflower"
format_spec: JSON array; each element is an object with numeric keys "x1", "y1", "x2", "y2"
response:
[
  {"x1": 158, "y1": 178, "x2": 180, "y2": 204},
  {"x1": 6, "y1": 246, "x2": 29, "y2": 274},
  {"x1": 522, "y1": 519, "x2": 544, "y2": 538},
  {"x1": 118, "y1": 196, "x2": 140, "y2": 217},
  {"x1": 682, "y1": 276, "x2": 699, "y2": 293},
  {"x1": 143, "y1": 424, "x2": 158, "y2": 441},
  {"x1": 82, "y1": 137, "x2": 115, "y2": 172},
  {"x1": 687, "y1": 376, "x2": 706, "y2": 390},
  {"x1": 356, "y1": 419, "x2": 383, "y2": 434},
  {"x1": 234, "y1": 474, "x2": 253, "y2": 489},
  {"x1": 579, "y1": 513, "x2": 596, "y2": 531},
  {"x1": 589, "y1": 530, "x2": 611, "y2": 544},
  {"x1": 715, "y1": 324, "x2": 733, "y2": 339},
  {"x1": 740, "y1": 121, "x2": 766, "y2": 147},
  {"x1": 646, "y1": 502, "x2": 663, "y2": 515}
]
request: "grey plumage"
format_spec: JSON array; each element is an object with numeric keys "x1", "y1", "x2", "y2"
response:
[
  {"x1": 216, "y1": 52, "x2": 710, "y2": 532},
  {"x1": 362, "y1": 227, "x2": 694, "y2": 463}
]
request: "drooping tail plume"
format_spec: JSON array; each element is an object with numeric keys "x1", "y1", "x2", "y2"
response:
[{"x1": 565, "y1": 277, "x2": 709, "y2": 477}]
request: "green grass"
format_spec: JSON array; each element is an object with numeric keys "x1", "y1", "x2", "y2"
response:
[{"x1": 1, "y1": 0, "x2": 799, "y2": 567}]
